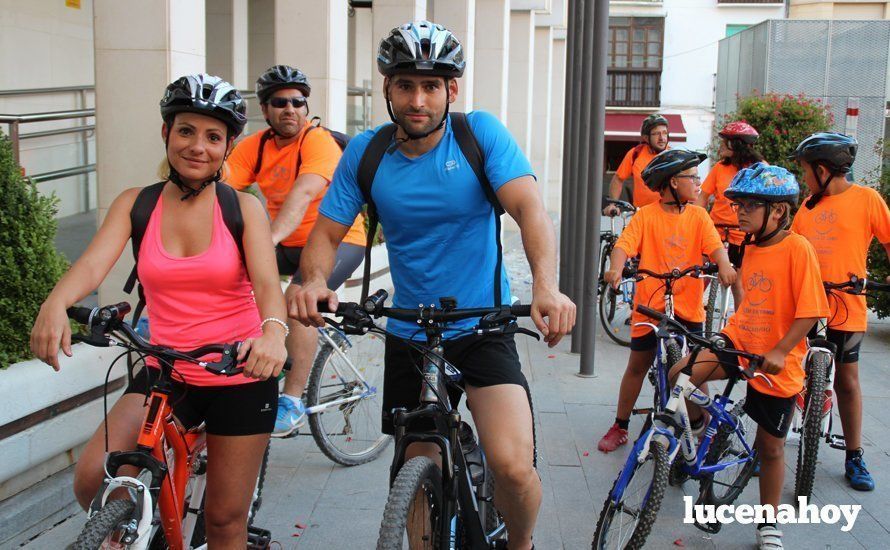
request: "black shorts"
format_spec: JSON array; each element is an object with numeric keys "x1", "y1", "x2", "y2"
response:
[
  {"x1": 275, "y1": 242, "x2": 365, "y2": 287},
  {"x1": 714, "y1": 334, "x2": 794, "y2": 439},
  {"x1": 124, "y1": 366, "x2": 277, "y2": 436},
  {"x1": 381, "y1": 333, "x2": 527, "y2": 435},
  {"x1": 727, "y1": 243, "x2": 744, "y2": 269},
  {"x1": 808, "y1": 327, "x2": 863, "y2": 364},
  {"x1": 630, "y1": 317, "x2": 703, "y2": 352}
]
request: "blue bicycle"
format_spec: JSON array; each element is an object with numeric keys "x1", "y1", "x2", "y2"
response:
[{"x1": 592, "y1": 304, "x2": 769, "y2": 549}]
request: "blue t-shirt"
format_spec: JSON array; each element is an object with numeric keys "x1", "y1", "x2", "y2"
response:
[{"x1": 320, "y1": 111, "x2": 534, "y2": 339}]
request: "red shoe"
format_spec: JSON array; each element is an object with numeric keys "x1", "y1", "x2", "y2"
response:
[{"x1": 598, "y1": 423, "x2": 629, "y2": 453}]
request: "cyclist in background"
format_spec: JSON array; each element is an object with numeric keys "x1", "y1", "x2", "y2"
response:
[
  {"x1": 226, "y1": 65, "x2": 366, "y2": 437},
  {"x1": 30, "y1": 75, "x2": 288, "y2": 549},
  {"x1": 603, "y1": 114, "x2": 671, "y2": 216},
  {"x1": 790, "y1": 132, "x2": 890, "y2": 492},
  {"x1": 697, "y1": 121, "x2": 765, "y2": 303}
]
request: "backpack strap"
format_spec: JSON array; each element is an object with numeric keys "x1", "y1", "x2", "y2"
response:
[
  {"x1": 450, "y1": 112, "x2": 504, "y2": 307},
  {"x1": 356, "y1": 124, "x2": 398, "y2": 301},
  {"x1": 215, "y1": 182, "x2": 246, "y2": 264},
  {"x1": 252, "y1": 129, "x2": 275, "y2": 175},
  {"x1": 293, "y1": 124, "x2": 316, "y2": 179},
  {"x1": 124, "y1": 181, "x2": 166, "y2": 325}
]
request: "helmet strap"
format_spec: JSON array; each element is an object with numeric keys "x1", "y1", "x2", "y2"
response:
[
  {"x1": 664, "y1": 186, "x2": 687, "y2": 213},
  {"x1": 804, "y1": 163, "x2": 832, "y2": 210}
]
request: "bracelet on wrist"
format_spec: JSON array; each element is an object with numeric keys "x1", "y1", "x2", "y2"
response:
[{"x1": 261, "y1": 317, "x2": 290, "y2": 338}]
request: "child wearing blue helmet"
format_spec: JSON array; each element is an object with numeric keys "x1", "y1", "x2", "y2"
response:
[{"x1": 666, "y1": 163, "x2": 829, "y2": 549}]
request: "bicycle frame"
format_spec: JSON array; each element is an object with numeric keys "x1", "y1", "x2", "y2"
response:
[
  {"x1": 90, "y1": 379, "x2": 207, "y2": 550},
  {"x1": 791, "y1": 320, "x2": 840, "y2": 445},
  {"x1": 303, "y1": 327, "x2": 379, "y2": 416}
]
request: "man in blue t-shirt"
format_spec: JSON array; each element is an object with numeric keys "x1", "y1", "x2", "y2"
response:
[{"x1": 288, "y1": 21, "x2": 574, "y2": 548}]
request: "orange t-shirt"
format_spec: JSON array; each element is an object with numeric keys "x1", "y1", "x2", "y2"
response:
[
  {"x1": 226, "y1": 125, "x2": 366, "y2": 248},
  {"x1": 722, "y1": 233, "x2": 830, "y2": 398},
  {"x1": 790, "y1": 184, "x2": 890, "y2": 332},
  {"x1": 615, "y1": 203, "x2": 723, "y2": 337},
  {"x1": 701, "y1": 161, "x2": 745, "y2": 246},
  {"x1": 615, "y1": 144, "x2": 663, "y2": 208}
]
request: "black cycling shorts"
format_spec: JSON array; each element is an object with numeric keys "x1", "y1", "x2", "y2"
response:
[
  {"x1": 381, "y1": 333, "x2": 528, "y2": 435},
  {"x1": 276, "y1": 242, "x2": 365, "y2": 287},
  {"x1": 808, "y1": 326, "x2": 863, "y2": 364},
  {"x1": 630, "y1": 317, "x2": 702, "y2": 352},
  {"x1": 124, "y1": 366, "x2": 277, "y2": 436},
  {"x1": 714, "y1": 334, "x2": 794, "y2": 439}
]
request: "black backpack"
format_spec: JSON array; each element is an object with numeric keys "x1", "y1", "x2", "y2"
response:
[
  {"x1": 355, "y1": 112, "x2": 506, "y2": 306},
  {"x1": 252, "y1": 117, "x2": 350, "y2": 175},
  {"x1": 123, "y1": 181, "x2": 246, "y2": 325}
]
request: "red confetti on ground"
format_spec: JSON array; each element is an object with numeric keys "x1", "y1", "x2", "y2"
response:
[
  {"x1": 292, "y1": 533, "x2": 301, "y2": 537},
  {"x1": 673, "y1": 538, "x2": 684, "y2": 547},
  {"x1": 295, "y1": 523, "x2": 307, "y2": 529},
  {"x1": 582, "y1": 451, "x2": 589, "y2": 457},
  {"x1": 547, "y1": 355, "x2": 556, "y2": 359}
]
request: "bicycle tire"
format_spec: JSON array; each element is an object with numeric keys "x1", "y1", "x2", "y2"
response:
[
  {"x1": 377, "y1": 457, "x2": 445, "y2": 550},
  {"x1": 704, "y1": 279, "x2": 719, "y2": 336},
  {"x1": 306, "y1": 334, "x2": 391, "y2": 466},
  {"x1": 795, "y1": 351, "x2": 829, "y2": 499},
  {"x1": 599, "y1": 284, "x2": 633, "y2": 347},
  {"x1": 249, "y1": 440, "x2": 270, "y2": 524},
  {"x1": 71, "y1": 499, "x2": 136, "y2": 550},
  {"x1": 699, "y1": 398, "x2": 759, "y2": 506},
  {"x1": 592, "y1": 441, "x2": 669, "y2": 550}
]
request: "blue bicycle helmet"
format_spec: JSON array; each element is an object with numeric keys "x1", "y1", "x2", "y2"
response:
[
  {"x1": 788, "y1": 132, "x2": 857, "y2": 174},
  {"x1": 724, "y1": 162, "x2": 799, "y2": 204}
]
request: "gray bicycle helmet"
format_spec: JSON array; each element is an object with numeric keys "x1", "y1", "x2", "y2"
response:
[
  {"x1": 641, "y1": 114, "x2": 669, "y2": 136},
  {"x1": 256, "y1": 65, "x2": 311, "y2": 103},
  {"x1": 160, "y1": 74, "x2": 247, "y2": 137},
  {"x1": 641, "y1": 149, "x2": 706, "y2": 192},
  {"x1": 377, "y1": 21, "x2": 465, "y2": 78},
  {"x1": 788, "y1": 132, "x2": 857, "y2": 174}
]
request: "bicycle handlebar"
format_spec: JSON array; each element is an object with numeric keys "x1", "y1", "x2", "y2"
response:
[
  {"x1": 604, "y1": 197, "x2": 637, "y2": 214},
  {"x1": 622, "y1": 262, "x2": 719, "y2": 281},
  {"x1": 634, "y1": 304, "x2": 767, "y2": 382},
  {"x1": 824, "y1": 274, "x2": 890, "y2": 295},
  {"x1": 67, "y1": 304, "x2": 292, "y2": 376}
]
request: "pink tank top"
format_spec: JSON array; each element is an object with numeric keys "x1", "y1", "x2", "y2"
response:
[{"x1": 138, "y1": 194, "x2": 262, "y2": 386}]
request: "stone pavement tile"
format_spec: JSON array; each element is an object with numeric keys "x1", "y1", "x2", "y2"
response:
[
  {"x1": 532, "y1": 460, "x2": 564, "y2": 550},
  {"x1": 545, "y1": 465, "x2": 597, "y2": 550},
  {"x1": 538, "y1": 411, "x2": 581, "y2": 467},
  {"x1": 283, "y1": 503, "x2": 383, "y2": 549}
]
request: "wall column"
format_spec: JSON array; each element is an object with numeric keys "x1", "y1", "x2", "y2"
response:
[
  {"x1": 371, "y1": 0, "x2": 428, "y2": 126},
  {"x1": 473, "y1": 0, "x2": 510, "y2": 121}
]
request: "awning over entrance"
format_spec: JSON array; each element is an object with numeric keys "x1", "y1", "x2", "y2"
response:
[{"x1": 605, "y1": 113, "x2": 687, "y2": 142}]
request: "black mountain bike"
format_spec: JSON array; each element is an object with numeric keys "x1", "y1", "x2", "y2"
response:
[
  {"x1": 321, "y1": 290, "x2": 536, "y2": 550},
  {"x1": 599, "y1": 198, "x2": 638, "y2": 346}
]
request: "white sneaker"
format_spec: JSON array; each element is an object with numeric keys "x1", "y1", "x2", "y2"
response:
[{"x1": 756, "y1": 524, "x2": 783, "y2": 550}]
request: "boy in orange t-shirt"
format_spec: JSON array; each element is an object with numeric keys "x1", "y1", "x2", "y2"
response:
[
  {"x1": 597, "y1": 149, "x2": 736, "y2": 453},
  {"x1": 668, "y1": 164, "x2": 828, "y2": 548},
  {"x1": 789, "y1": 132, "x2": 890, "y2": 491}
]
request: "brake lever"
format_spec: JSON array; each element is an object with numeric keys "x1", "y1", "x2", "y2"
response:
[
  {"x1": 71, "y1": 332, "x2": 111, "y2": 347},
  {"x1": 203, "y1": 343, "x2": 241, "y2": 376}
]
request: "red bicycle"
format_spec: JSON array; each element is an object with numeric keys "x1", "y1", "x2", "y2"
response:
[{"x1": 67, "y1": 303, "x2": 287, "y2": 550}]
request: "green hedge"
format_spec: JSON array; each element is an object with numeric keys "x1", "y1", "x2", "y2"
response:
[
  {"x1": 716, "y1": 92, "x2": 834, "y2": 195},
  {"x1": 0, "y1": 135, "x2": 68, "y2": 367},
  {"x1": 867, "y1": 142, "x2": 890, "y2": 318}
]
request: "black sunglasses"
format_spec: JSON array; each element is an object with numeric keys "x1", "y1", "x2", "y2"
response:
[{"x1": 268, "y1": 97, "x2": 308, "y2": 109}]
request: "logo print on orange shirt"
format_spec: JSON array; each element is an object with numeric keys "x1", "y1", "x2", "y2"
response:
[
  {"x1": 745, "y1": 271, "x2": 773, "y2": 306},
  {"x1": 663, "y1": 234, "x2": 688, "y2": 266},
  {"x1": 814, "y1": 208, "x2": 837, "y2": 236}
]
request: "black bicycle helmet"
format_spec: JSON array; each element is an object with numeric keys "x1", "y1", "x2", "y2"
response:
[
  {"x1": 641, "y1": 114, "x2": 669, "y2": 136},
  {"x1": 377, "y1": 21, "x2": 465, "y2": 78},
  {"x1": 256, "y1": 65, "x2": 311, "y2": 103},
  {"x1": 788, "y1": 132, "x2": 857, "y2": 174},
  {"x1": 642, "y1": 149, "x2": 706, "y2": 193},
  {"x1": 160, "y1": 74, "x2": 247, "y2": 137}
]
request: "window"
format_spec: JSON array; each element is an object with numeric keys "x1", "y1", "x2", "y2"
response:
[
  {"x1": 608, "y1": 17, "x2": 664, "y2": 107},
  {"x1": 726, "y1": 24, "x2": 750, "y2": 37}
]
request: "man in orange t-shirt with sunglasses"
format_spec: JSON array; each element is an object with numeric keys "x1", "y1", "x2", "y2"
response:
[{"x1": 227, "y1": 65, "x2": 366, "y2": 437}]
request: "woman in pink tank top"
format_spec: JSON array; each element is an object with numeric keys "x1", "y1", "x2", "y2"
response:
[{"x1": 31, "y1": 75, "x2": 288, "y2": 546}]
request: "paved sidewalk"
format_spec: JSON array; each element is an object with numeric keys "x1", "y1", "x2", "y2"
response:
[{"x1": 18, "y1": 232, "x2": 890, "y2": 549}]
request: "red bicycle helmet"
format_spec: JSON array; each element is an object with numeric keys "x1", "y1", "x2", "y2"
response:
[{"x1": 718, "y1": 121, "x2": 759, "y2": 144}]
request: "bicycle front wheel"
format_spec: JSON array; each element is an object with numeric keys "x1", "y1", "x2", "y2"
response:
[
  {"x1": 307, "y1": 329, "x2": 391, "y2": 466},
  {"x1": 796, "y1": 351, "x2": 829, "y2": 498},
  {"x1": 71, "y1": 499, "x2": 137, "y2": 550},
  {"x1": 599, "y1": 282, "x2": 634, "y2": 347},
  {"x1": 377, "y1": 457, "x2": 445, "y2": 550},
  {"x1": 592, "y1": 441, "x2": 669, "y2": 550},
  {"x1": 699, "y1": 398, "x2": 759, "y2": 506}
]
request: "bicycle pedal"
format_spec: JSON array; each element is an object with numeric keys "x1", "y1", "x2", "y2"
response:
[
  {"x1": 693, "y1": 520, "x2": 722, "y2": 534},
  {"x1": 828, "y1": 434, "x2": 847, "y2": 450},
  {"x1": 632, "y1": 407, "x2": 653, "y2": 416},
  {"x1": 246, "y1": 525, "x2": 272, "y2": 549}
]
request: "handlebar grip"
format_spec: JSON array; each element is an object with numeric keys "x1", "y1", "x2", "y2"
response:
[
  {"x1": 635, "y1": 304, "x2": 663, "y2": 322},
  {"x1": 317, "y1": 301, "x2": 333, "y2": 314},
  {"x1": 511, "y1": 304, "x2": 532, "y2": 317},
  {"x1": 622, "y1": 265, "x2": 637, "y2": 278},
  {"x1": 701, "y1": 263, "x2": 719, "y2": 275},
  {"x1": 67, "y1": 306, "x2": 94, "y2": 325}
]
